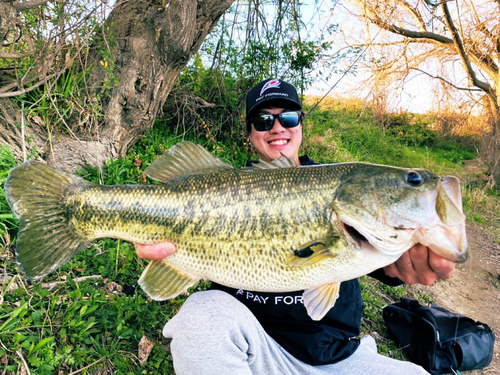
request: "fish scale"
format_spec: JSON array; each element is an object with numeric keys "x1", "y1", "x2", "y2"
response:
[{"x1": 5, "y1": 141, "x2": 468, "y2": 320}]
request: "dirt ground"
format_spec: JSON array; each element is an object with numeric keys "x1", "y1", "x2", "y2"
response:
[{"x1": 406, "y1": 159, "x2": 500, "y2": 374}]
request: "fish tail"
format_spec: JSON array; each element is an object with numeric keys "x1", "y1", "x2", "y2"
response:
[{"x1": 5, "y1": 161, "x2": 91, "y2": 280}]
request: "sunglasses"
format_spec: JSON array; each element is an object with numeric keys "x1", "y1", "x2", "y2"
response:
[{"x1": 251, "y1": 111, "x2": 302, "y2": 132}]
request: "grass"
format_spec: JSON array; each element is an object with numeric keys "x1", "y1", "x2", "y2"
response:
[{"x1": 0, "y1": 96, "x2": 491, "y2": 374}]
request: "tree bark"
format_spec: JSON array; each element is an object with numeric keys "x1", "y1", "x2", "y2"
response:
[
  {"x1": 88, "y1": 0, "x2": 233, "y2": 159},
  {"x1": 480, "y1": 95, "x2": 500, "y2": 184}
]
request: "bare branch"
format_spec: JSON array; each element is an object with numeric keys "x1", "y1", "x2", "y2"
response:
[
  {"x1": 42, "y1": 275, "x2": 103, "y2": 290},
  {"x1": 394, "y1": 0, "x2": 427, "y2": 31},
  {"x1": 440, "y1": 1, "x2": 493, "y2": 95},
  {"x1": 0, "y1": 70, "x2": 64, "y2": 98},
  {"x1": 464, "y1": 0, "x2": 495, "y2": 41},
  {"x1": 0, "y1": 52, "x2": 29, "y2": 59},
  {"x1": 360, "y1": 1, "x2": 499, "y2": 84},
  {"x1": 13, "y1": 0, "x2": 50, "y2": 12},
  {"x1": 367, "y1": 16, "x2": 454, "y2": 45},
  {"x1": 410, "y1": 67, "x2": 483, "y2": 92}
]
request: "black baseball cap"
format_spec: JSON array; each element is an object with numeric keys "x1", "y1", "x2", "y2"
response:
[{"x1": 246, "y1": 79, "x2": 302, "y2": 118}]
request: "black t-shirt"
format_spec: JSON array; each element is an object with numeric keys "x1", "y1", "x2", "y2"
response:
[
  {"x1": 210, "y1": 279, "x2": 363, "y2": 365},
  {"x1": 209, "y1": 156, "x2": 402, "y2": 365}
]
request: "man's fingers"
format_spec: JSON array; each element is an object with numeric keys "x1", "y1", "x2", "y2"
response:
[
  {"x1": 384, "y1": 251, "x2": 413, "y2": 281},
  {"x1": 136, "y1": 242, "x2": 177, "y2": 260},
  {"x1": 428, "y1": 250, "x2": 456, "y2": 279},
  {"x1": 383, "y1": 244, "x2": 455, "y2": 286}
]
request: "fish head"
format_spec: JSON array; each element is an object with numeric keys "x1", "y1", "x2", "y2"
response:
[{"x1": 332, "y1": 164, "x2": 468, "y2": 263}]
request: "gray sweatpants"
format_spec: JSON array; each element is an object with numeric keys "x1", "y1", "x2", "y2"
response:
[{"x1": 163, "y1": 290, "x2": 429, "y2": 375}]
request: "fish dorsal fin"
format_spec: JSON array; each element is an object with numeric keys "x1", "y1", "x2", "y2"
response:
[
  {"x1": 144, "y1": 141, "x2": 233, "y2": 183},
  {"x1": 248, "y1": 154, "x2": 298, "y2": 170},
  {"x1": 303, "y1": 282, "x2": 341, "y2": 321}
]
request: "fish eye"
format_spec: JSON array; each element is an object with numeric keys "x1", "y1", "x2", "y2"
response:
[{"x1": 406, "y1": 171, "x2": 423, "y2": 186}]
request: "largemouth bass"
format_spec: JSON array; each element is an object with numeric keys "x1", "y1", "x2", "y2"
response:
[{"x1": 5, "y1": 141, "x2": 468, "y2": 320}]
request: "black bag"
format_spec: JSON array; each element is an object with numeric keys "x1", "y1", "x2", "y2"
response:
[{"x1": 383, "y1": 298, "x2": 495, "y2": 374}]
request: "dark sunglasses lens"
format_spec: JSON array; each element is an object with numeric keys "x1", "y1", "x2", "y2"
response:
[
  {"x1": 279, "y1": 112, "x2": 300, "y2": 128},
  {"x1": 253, "y1": 114, "x2": 275, "y2": 131},
  {"x1": 252, "y1": 111, "x2": 300, "y2": 131}
]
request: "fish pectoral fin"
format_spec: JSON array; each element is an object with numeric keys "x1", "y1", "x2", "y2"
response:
[
  {"x1": 303, "y1": 282, "x2": 341, "y2": 321},
  {"x1": 138, "y1": 260, "x2": 199, "y2": 300},
  {"x1": 288, "y1": 238, "x2": 336, "y2": 267}
]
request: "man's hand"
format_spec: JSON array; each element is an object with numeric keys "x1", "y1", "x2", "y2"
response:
[
  {"x1": 136, "y1": 242, "x2": 176, "y2": 260},
  {"x1": 384, "y1": 244, "x2": 456, "y2": 285}
]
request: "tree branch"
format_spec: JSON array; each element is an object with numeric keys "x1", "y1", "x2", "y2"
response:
[
  {"x1": 394, "y1": 0, "x2": 427, "y2": 31},
  {"x1": 440, "y1": 0, "x2": 493, "y2": 95},
  {"x1": 364, "y1": 2, "x2": 498, "y2": 87},
  {"x1": 0, "y1": 52, "x2": 29, "y2": 59},
  {"x1": 13, "y1": 0, "x2": 50, "y2": 12},
  {"x1": 410, "y1": 67, "x2": 483, "y2": 92},
  {"x1": 0, "y1": 70, "x2": 64, "y2": 98},
  {"x1": 368, "y1": 16, "x2": 454, "y2": 44}
]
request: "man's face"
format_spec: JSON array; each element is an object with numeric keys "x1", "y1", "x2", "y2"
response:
[{"x1": 248, "y1": 107, "x2": 303, "y2": 165}]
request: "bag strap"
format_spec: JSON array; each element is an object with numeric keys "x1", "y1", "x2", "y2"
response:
[
  {"x1": 430, "y1": 302, "x2": 494, "y2": 338},
  {"x1": 399, "y1": 298, "x2": 440, "y2": 330}
]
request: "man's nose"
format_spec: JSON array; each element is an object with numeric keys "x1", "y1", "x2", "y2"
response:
[{"x1": 269, "y1": 117, "x2": 285, "y2": 132}]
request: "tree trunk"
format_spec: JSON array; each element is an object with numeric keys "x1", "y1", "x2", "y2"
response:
[
  {"x1": 89, "y1": 0, "x2": 233, "y2": 158},
  {"x1": 0, "y1": 0, "x2": 234, "y2": 171},
  {"x1": 480, "y1": 95, "x2": 500, "y2": 185}
]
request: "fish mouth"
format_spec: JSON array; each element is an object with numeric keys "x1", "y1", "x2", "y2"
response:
[
  {"x1": 342, "y1": 218, "x2": 468, "y2": 263},
  {"x1": 344, "y1": 223, "x2": 371, "y2": 247},
  {"x1": 340, "y1": 216, "x2": 468, "y2": 264},
  {"x1": 335, "y1": 211, "x2": 412, "y2": 257},
  {"x1": 341, "y1": 222, "x2": 384, "y2": 254}
]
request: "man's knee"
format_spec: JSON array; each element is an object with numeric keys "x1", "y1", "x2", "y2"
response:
[
  {"x1": 179, "y1": 290, "x2": 248, "y2": 318},
  {"x1": 163, "y1": 290, "x2": 253, "y2": 337}
]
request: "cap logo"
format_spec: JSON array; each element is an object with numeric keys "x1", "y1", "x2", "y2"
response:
[{"x1": 260, "y1": 79, "x2": 281, "y2": 96}]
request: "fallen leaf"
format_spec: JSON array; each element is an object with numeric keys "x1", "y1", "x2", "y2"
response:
[
  {"x1": 138, "y1": 335, "x2": 155, "y2": 365},
  {"x1": 105, "y1": 282, "x2": 122, "y2": 294}
]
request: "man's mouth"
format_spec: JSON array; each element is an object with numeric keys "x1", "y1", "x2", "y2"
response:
[{"x1": 268, "y1": 139, "x2": 289, "y2": 146}]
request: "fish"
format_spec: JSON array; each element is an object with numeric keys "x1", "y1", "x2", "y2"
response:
[{"x1": 5, "y1": 141, "x2": 468, "y2": 320}]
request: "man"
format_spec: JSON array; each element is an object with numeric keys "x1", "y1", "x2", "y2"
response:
[{"x1": 136, "y1": 79, "x2": 455, "y2": 374}]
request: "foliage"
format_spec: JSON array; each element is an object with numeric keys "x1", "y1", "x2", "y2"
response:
[
  {"x1": 160, "y1": 0, "x2": 348, "y2": 140},
  {"x1": 1, "y1": 0, "x2": 122, "y2": 149},
  {"x1": 1, "y1": 264, "x2": 175, "y2": 374},
  {"x1": 1, "y1": 1, "x2": 110, "y2": 94},
  {"x1": 202, "y1": 0, "x2": 340, "y2": 88},
  {"x1": 302, "y1": 96, "x2": 476, "y2": 172},
  {"x1": 0, "y1": 93, "x2": 490, "y2": 373},
  {"x1": 14, "y1": 66, "x2": 90, "y2": 137}
]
